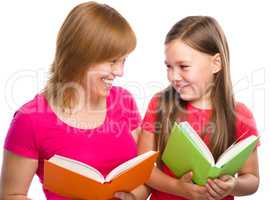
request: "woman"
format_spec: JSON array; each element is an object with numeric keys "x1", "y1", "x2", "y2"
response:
[{"x1": 0, "y1": 2, "x2": 149, "y2": 199}]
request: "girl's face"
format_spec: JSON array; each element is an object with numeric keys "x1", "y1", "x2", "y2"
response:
[
  {"x1": 165, "y1": 40, "x2": 221, "y2": 107},
  {"x1": 86, "y1": 56, "x2": 127, "y2": 98}
]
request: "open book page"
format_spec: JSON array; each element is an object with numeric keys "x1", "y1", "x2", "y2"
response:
[
  {"x1": 180, "y1": 122, "x2": 215, "y2": 165},
  {"x1": 215, "y1": 135, "x2": 258, "y2": 168},
  {"x1": 49, "y1": 155, "x2": 105, "y2": 183},
  {"x1": 105, "y1": 151, "x2": 157, "y2": 182}
]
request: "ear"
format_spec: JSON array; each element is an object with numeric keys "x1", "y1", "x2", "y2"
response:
[{"x1": 211, "y1": 53, "x2": 222, "y2": 74}]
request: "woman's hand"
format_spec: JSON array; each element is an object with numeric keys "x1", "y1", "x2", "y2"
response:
[
  {"x1": 206, "y1": 175, "x2": 237, "y2": 200},
  {"x1": 175, "y1": 172, "x2": 208, "y2": 200},
  {"x1": 114, "y1": 184, "x2": 150, "y2": 200},
  {"x1": 114, "y1": 192, "x2": 136, "y2": 200}
]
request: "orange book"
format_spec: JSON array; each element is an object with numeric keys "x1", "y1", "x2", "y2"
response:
[{"x1": 44, "y1": 151, "x2": 158, "y2": 200}]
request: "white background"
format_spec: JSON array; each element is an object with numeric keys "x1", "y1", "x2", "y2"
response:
[{"x1": 0, "y1": 1, "x2": 269, "y2": 199}]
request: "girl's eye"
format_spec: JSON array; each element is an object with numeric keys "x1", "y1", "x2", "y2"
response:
[{"x1": 179, "y1": 65, "x2": 189, "y2": 69}]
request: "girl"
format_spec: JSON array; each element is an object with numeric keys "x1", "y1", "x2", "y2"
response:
[
  {"x1": 138, "y1": 16, "x2": 259, "y2": 200},
  {"x1": 0, "y1": 2, "x2": 149, "y2": 200}
]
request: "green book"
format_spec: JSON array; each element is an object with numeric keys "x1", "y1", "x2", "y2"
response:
[{"x1": 161, "y1": 121, "x2": 259, "y2": 185}]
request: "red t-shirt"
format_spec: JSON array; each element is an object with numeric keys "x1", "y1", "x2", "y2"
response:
[{"x1": 141, "y1": 94, "x2": 259, "y2": 200}]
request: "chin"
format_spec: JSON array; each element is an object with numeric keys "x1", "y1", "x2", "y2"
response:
[
  {"x1": 179, "y1": 93, "x2": 197, "y2": 101},
  {"x1": 100, "y1": 88, "x2": 111, "y2": 97}
]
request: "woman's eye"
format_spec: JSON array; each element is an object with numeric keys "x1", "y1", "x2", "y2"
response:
[
  {"x1": 166, "y1": 64, "x2": 171, "y2": 69},
  {"x1": 110, "y1": 58, "x2": 126, "y2": 65},
  {"x1": 110, "y1": 60, "x2": 117, "y2": 64}
]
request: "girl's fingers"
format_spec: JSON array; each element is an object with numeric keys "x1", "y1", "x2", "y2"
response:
[
  {"x1": 214, "y1": 178, "x2": 231, "y2": 191},
  {"x1": 207, "y1": 180, "x2": 223, "y2": 198},
  {"x1": 206, "y1": 183, "x2": 220, "y2": 199},
  {"x1": 206, "y1": 192, "x2": 216, "y2": 200}
]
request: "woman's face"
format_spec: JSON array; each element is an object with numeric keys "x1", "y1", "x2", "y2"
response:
[
  {"x1": 165, "y1": 39, "x2": 221, "y2": 106},
  {"x1": 86, "y1": 56, "x2": 127, "y2": 98}
]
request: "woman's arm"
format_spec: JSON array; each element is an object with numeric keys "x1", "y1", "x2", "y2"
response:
[{"x1": 0, "y1": 150, "x2": 38, "y2": 200}]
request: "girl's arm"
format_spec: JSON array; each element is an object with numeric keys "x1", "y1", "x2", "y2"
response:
[
  {"x1": 114, "y1": 128, "x2": 152, "y2": 200},
  {"x1": 231, "y1": 149, "x2": 259, "y2": 196},
  {"x1": 137, "y1": 130, "x2": 180, "y2": 195},
  {"x1": 0, "y1": 150, "x2": 38, "y2": 200},
  {"x1": 137, "y1": 130, "x2": 208, "y2": 200},
  {"x1": 206, "y1": 150, "x2": 259, "y2": 199}
]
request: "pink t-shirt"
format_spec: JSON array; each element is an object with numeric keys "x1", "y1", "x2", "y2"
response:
[
  {"x1": 4, "y1": 86, "x2": 141, "y2": 200},
  {"x1": 141, "y1": 94, "x2": 259, "y2": 200}
]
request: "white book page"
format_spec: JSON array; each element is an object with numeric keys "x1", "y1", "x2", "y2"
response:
[
  {"x1": 180, "y1": 122, "x2": 215, "y2": 165},
  {"x1": 105, "y1": 151, "x2": 156, "y2": 182},
  {"x1": 49, "y1": 155, "x2": 105, "y2": 183},
  {"x1": 215, "y1": 135, "x2": 257, "y2": 168}
]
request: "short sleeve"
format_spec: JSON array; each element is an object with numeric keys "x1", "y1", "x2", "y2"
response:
[
  {"x1": 141, "y1": 94, "x2": 160, "y2": 133},
  {"x1": 4, "y1": 111, "x2": 39, "y2": 159},
  {"x1": 235, "y1": 102, "x2": 260, "y2": 146},
  {"x1": 121, "y1": 88, "x2": 142, "y2": 131}
]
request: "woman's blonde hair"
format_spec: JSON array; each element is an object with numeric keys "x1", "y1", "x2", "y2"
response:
[
  {"x1": 156, "y1": 16, "x2": 235, "y2": 163},
  {"x1": 44, "y1": 1, "x2": 136, "y2": 110}
]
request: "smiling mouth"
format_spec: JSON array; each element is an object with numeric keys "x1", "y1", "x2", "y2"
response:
[
  {"x1": 102, "y1": 78, "x2": 113, "y2": 89},
  {"x1": 174, "y1": 83, "x2": 189, "y2": 91}
]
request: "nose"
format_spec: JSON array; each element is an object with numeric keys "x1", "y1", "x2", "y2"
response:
[
  {"x1": 112, "y1": 63, "x2": 124, "y2": 77},
  {"x1": 171, "y1": 66, "x2": 183, "y2": 81}
]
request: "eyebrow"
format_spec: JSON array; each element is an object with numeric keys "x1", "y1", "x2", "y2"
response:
[{"x1": 164, "y1": 60, "x2": 190, "y2": 66}]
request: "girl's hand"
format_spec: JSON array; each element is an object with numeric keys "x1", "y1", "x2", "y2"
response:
[
  {"x1": 114, "y1": 192, "x2": 136, "y2": 200},
  {"x1": 176, "y1": 172, "x2": 208, "y2": 200},
  {"x1": 206, "y1": 175, "x2": 237, "y2": 200}
]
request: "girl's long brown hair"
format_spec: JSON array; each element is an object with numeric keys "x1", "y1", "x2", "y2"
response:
[
  {"x1": 156, "y1": 16, "x2": 236, "y2": 163},
  {"x1": 44, "y1": 2, "x2": 136, "y2": 111}
]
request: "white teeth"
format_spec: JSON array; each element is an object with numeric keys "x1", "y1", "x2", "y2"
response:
[{"x1": 102, "y1": 79, "x2": 113, "y2": 85}]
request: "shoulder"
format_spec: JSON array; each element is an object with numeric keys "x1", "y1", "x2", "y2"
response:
[
  {"x1": 109, "y1": 86, "x2": 134, "y2": 98},
  {"x1": 146, "y1": 92, "x2": 162, "y2": 110},
  {"x1": 235, "y1": 102, "x2": 257, "y2": 130},
  {"x1": 147, "y1": 87, "x2": 175, "y2": 109},
  {"x1": 235, "y1": 102, "x2": 254, "y2": 119},
  {"x1": 11, "y1": 94, "x2": 51, "y2": 127},
  {"x1": 15, "y1": 94, "x2": 48, "y2": 117},
  {"x1": 234, "y1": 102, "x2": 259, "y2": 140},
  {"x1": 108, "y1": 86, "x2": 137, "y2": 105},
  {"x1": 4, "y1": 95, "x2": 44, "y2": 159},
  {"x1": 107, "y1": 86, "x2": 138, "y2": 114}
]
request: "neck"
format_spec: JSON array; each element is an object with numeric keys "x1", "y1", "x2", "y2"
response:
[
  {"x1": 190, "y1": 91, "x2": 212, "y2": 110},
  {"x1": 190, "y1": 99, "x2": 212, "y2": 110},
  {"x1": 84, "y1": 91, "x2": 106, "y2": 111},
  {"x1": 62, "y1": 92, "x2": 106, "y2": 115}
]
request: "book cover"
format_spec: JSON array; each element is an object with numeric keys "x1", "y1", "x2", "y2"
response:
[
  {"x1": 161, "y1": 122, "x2": 258, "y2": 185},
  {"x1": 44, "y1": 151, "x2": 158, "y2": 199}
]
